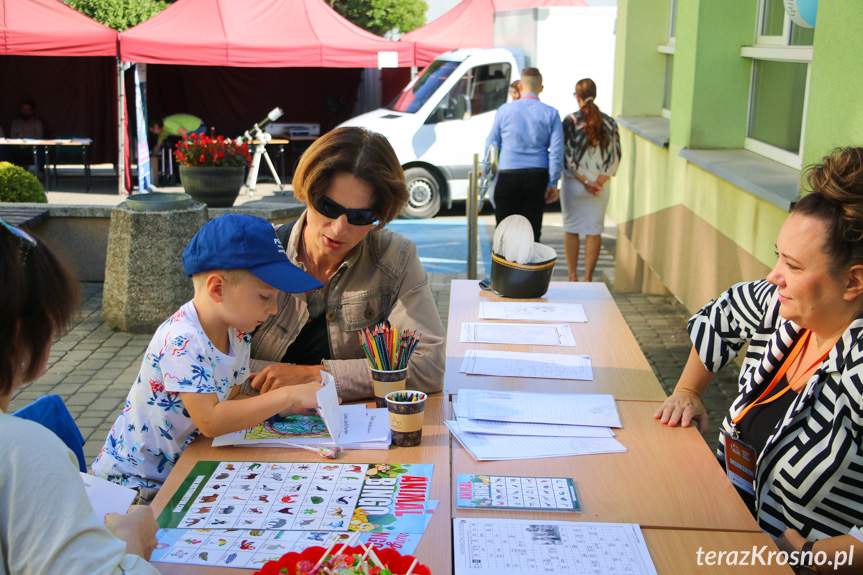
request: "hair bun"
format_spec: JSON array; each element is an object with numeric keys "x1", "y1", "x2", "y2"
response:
[{"x1": 807, "y1": 147, "x2": 863, "y2": 204}]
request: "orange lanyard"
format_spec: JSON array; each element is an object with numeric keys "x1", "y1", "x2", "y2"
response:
[{"x1": 731, "y1": 329, "x2": 828, "y2": 427}]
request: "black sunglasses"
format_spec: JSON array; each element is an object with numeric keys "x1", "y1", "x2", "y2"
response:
[{"x1": 313, "y1": 195, "x2": 379, "y2": 226}]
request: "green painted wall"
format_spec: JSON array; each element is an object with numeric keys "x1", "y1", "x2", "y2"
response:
[
  {"x1": 670, "y1": 0, "x2": 755, "y2": 149},
  {"x1": 612, "y1": 0, "x2": 668, "y2": 117},
  {"x1": 802, "y1": 1, "x2": 863, "y2": 167}
]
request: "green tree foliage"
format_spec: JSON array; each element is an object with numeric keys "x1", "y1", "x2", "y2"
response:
[
  {"x1": 332, "y1": 0, "x2": 427, "y2": 37},
  {"x1": 68, "y1": 0, "x2": 168, "y2": 32},
  {"x1": 0, "y1": 163, "x2": 47, "y2": 203}
]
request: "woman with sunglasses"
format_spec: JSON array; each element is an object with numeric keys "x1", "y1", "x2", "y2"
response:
[
  {"x1": 248, "y1": 127, "x2": 446, "y2": 401},
  {"x1": 1, "y1": 221, "x2": 159, "y2": 573}
]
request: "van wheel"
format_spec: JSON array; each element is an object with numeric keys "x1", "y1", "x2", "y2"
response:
[{"x1": 402, "y1": 168, "x2": 441, "y2": 219}]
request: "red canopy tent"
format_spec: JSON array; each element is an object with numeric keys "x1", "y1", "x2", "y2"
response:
[
  {"x1": 119, "y1": 0, "x2": 413, "y2": 68},
  {"x1": 0, "y1": 0, "x2": 116, "y2": 56},
  {"x1": 0, "y1": 0, "x2": 119, "y2": 164},
  {"x1": 118, "y1": 0, "x2": 415, "y2": 181},
  {"x1": 401, "y1": 0, "x2": 588, "y2": 67}
]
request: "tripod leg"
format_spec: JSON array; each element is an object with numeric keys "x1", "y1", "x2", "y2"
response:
[
  {"x1": 246, "y1": 143, "x2": 265, "y2": 195},
  {"x1": 261, "y1": 149, "x2": 285, "y2": 194}
]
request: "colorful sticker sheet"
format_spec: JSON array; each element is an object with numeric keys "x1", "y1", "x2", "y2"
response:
[
  {"x1": 456, "y1": 474, "x2": 581, "y2": 513},
  {"x1": 151, "y1": 503, "x2": 439, "y2": 569},
  {"x1": 157, "y1": 461, "x2": 434, "y2": 533}
]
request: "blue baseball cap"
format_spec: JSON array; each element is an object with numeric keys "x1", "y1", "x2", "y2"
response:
[{"x1": 183, "y1": 214, "x2": 322, "y2": 293}]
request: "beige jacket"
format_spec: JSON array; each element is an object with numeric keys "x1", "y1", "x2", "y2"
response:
[{"x1": 250, "y1": 212, "x2": 446, "y2": 401}]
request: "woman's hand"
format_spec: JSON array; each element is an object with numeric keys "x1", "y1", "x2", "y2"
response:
[
  {"x1": 586, "y1": 181, "x2": 603, "y2": 195},
  {"x1": 105, "y1": 505, "x2": 158, "y2": 560},
  {"x1": 654, "y1": 390, "x2": 709, "y2": 434},
  {"x1": 775, "y1": 528, "x2": 807, "y2": 554},
  {"x1": 250, "y1": 363, "x2": 324, "y2": 393}
]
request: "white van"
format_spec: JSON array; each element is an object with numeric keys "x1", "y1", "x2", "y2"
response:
[
  {"x1": 340, "y1": 48, "x2": 520, "y2": 218},
  {"x1": 339, "y1": 6, "x2": 617, "y2": 218}
]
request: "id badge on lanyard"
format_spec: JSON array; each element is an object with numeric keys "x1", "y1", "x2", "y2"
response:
[{"x1": 722, "y1": 430, "x2": 756, "y2": 495}]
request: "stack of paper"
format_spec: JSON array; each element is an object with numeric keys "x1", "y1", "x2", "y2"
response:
[
  {"x1": 214, "y1": 405, "x2": 391, "y2": 450},
  {"x1": 447, "y1": 389, "x2": 626, "y2": 461},
  {"x1": 214, "y1": 379, "x2": 390, "y2": 449},
  {"x1": 459, "y1": 349, "x2": 593, "y2": 380}
]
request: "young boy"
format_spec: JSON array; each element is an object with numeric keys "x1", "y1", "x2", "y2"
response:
[{"x1": 92, "y1": 214, "x2": 323, "y2": 497}]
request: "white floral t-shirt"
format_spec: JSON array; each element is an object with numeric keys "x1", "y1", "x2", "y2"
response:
[{"x1": 91, "y1": 301, "x2": 250, "y2": 488}]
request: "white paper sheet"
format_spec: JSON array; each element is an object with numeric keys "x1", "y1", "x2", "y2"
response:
[
  {"x1": 455, "y1": 415, "x2": 614, "y2": 438},
  {"x1": 80, "y1": 472, "x2": 137, "y2": 520},
  {"x1": 459, "y1": 388, "x2": 621, "y2": 428},
  {"x1": 459, "y1": 349, "x2": 593, "y2": 381},
  {"x1": 453, "y1": 518, "x2": 657, "y2": 575},
  {"x1": 460, "y1": 322, "x2": 575, "y2": 346},
  {"x1": 316, "y1": 372, "x2": 341, "y2": 444},
  {"x1": 479, "y1": 302, "x2": 587, "y2": 323},
  {"x1": 446, "y1": 421, "x2": 626, "y2": 461}
]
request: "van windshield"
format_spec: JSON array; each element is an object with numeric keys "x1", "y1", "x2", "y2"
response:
[{"x1": 386, "y1": 60, "x2": 460, "y2": 113}]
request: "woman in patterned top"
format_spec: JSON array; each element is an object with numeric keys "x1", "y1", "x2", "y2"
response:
[
  {"x1": 655, "y1": 147, "x2": 863, "y2": 570},
  {"x1": 561, "y1": 78, "x2": 621, "y2": 282}
]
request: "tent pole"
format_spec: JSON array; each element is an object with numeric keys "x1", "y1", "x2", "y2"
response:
[{"x1": 117, "y1": 58, "x2": 126, "y2": 195}]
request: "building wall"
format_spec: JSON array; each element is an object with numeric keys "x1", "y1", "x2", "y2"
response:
[{"x1": 609, "y1": 0, "x2": 863, "y2": 314}]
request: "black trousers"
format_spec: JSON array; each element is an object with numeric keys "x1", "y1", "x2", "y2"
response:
[{"x1": 493, "y1": 168, "x2": 548, "y2": 242}]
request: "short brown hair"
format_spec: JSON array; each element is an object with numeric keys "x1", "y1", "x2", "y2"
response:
[
  {"x1": 292, "y1": 127, "x2": 408, "y2": 227},
  {"x1": 191, "y1": 269, "x2": 252, "y2": 292},
  {"x1": 1, "y1": 225, "x2": 79, "y2": 396},
  {"x1": 520, "y1": 68, "x2": 542, "y2": 93}
]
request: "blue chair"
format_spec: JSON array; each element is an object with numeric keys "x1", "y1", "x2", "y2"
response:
[{"x1": 13, "y1": 394, "x2": 87, "y2": 472}]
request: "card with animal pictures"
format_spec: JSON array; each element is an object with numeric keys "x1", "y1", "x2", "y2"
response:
[
  {"x1": 456, "y1": 474, "x2": 581, "y2": 513},
  {"x1": 156, "y1": 461, "x2": 434, "y2": 534}
]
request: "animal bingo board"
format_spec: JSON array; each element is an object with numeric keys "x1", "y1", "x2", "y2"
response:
[
  {"x1": 150, "y1": 504, "x2": 439, "y2": 569},
  {"x1": 453, "y1": 518, "x2": 658, "y2": 575},
  {"x1": 456, "y1": 475, "x2": 581, "y2": 513},
  {"x1": 151, "y1": 528, "x2": 356, "y2": 569},
  {"x1": 156, "y1": 461, "x2": 434, "y2": 534}
]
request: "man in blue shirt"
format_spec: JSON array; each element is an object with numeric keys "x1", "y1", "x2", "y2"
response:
[{"x1": 486, "y1": 68, "x2": 563, "y2": 242}]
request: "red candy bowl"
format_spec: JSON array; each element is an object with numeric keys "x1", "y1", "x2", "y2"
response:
[{"x1": 253, "y1": 545, "x2": 431, "y2": 575}]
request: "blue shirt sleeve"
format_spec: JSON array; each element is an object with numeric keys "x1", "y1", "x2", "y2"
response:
[
  {"x1": 547, "y1": 115, "x2": 564, "y2": 187},
  {"x1": 486, "y1": 105, "x2": 504, "y2": 155}
]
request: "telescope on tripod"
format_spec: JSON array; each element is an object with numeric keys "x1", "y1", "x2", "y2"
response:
[{"x1": 237, "y1": 107, "x2": 285, "y2": 195}]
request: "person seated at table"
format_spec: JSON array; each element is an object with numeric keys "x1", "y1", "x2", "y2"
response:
[
  {"x1": 91, "y1": 214, "x2": 323, "y2": 501},
  {"x1": 8, "y1": 99, "x2": 45, "y2": 171},
  {"x1": 0, "y1": 218, "x2": 160, "y2": 573},
  {"x1": 248, "y1": 127, "x2": 446, "y2": 401},
  {"x1": 654, "y1": 147, "x2": 863, "y2": 571},
  {"x1": 148, "y1": 113, "x2": 205, "y2": 154}
]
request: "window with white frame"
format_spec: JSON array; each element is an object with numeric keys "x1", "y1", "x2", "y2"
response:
[
  {"x1": 657, "y1": 0, "x2": 677, "y2": 119},
  {"x1": 742, "y1": 0, "x2": 815, "y2": 169}
]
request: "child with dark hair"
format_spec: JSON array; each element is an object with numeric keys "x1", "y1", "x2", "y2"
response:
[{"x1": 0, "y1": 219, "x2": 160, "y2": 573}]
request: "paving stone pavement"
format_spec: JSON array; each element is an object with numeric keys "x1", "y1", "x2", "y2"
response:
[{"x1": 10, "y1": 217, "x2": 743, "y2": 465}]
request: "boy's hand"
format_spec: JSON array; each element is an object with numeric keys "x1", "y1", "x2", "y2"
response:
[
  {"x1": 276, "y1": 382, "x2": 327, "y2": 414},
  {"x1": 251, "y1": 364, "x2": 324, "y2": 393}
]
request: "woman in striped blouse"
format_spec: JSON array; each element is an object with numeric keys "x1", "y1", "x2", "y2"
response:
[{"x1": 655, "y1": 147, "x2": 863, "y2": 572}]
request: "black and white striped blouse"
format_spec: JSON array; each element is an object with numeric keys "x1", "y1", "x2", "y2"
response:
[{"x1": 689, "y1": 279, "x2": 863, "y2": 539}]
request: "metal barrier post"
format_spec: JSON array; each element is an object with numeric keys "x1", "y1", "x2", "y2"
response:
[{"x1": 467, "y1": 153, "x2": 479, "y2": 279}]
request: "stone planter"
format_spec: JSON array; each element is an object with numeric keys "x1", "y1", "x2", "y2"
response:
[{"x1": 179, "y1": 165, "x2": 244, "y2": 208}]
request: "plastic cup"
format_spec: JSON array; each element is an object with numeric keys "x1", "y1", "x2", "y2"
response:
[
  {"x1": 371, "y1": 367, "x2": 407, "y2": 408},
  {"x1": 385, "y1": 390, "x2": 427, "y2": 447}
]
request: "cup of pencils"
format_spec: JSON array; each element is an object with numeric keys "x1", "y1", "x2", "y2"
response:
[
  {"x1": 385, "y1": 390, "x2": 427, "y2": 447},
  {"x1": 358, "y1": 322, "x2": 421, "y2": 408}
]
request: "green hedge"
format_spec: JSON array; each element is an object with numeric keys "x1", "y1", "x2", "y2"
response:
[{"x1": 0, "y1": 162, "x2": 47, "y2": 203}]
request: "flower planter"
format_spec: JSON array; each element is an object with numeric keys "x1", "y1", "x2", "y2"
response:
[{"x1": 179, "y1": 165, "x2": 244, "y2": 208}]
